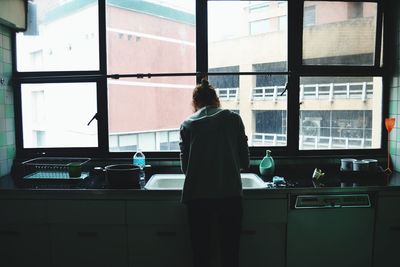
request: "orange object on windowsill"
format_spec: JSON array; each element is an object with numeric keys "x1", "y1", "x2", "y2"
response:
[
  {"x1": 384, "y1": 118, "x2": 396, "y2": 177},
  {"x1": 385, "y1": 118, "x2": 395, "y2": 133}
]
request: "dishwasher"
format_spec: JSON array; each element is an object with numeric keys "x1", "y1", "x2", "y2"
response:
[{"x1": 287, "y1": 193, "x2": 374, "y2": 267}]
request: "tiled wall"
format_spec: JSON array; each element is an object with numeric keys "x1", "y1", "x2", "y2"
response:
[
  {"x1": 389, "y1": 2, "x2": 400, "y2": 172},
  {"x1": 0, "y1": 24, "x2": 15, "y2": 177}
]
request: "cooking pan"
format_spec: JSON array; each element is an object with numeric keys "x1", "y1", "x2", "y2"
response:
[{"x1": 105, "y1": 164, "x2": 141, "y2": 189}]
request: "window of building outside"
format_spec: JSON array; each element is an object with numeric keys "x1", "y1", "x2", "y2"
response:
[
  {"x1": 250, "y1": 19, "x2": 270, "y2": 35},
  {"x1": 249, "y1": 2, "x2": 269, "y2": 13},
  {"x1": 209, "y1": 66, "x2": 240, "y2": 101},
  {"x1": 348, "y1": 2, "x2": 363, "y2": 19},
  {"x1": 303, "y1": 5, "x2": 316, "y2": 26},
  {"x1": 14, "y1": 0, "x2": 384, "y2": 155}
]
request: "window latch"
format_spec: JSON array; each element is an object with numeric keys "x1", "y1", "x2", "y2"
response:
[
  {"x1": 87, "y1": 113, "x2": 98, "y2": 126},
  {"x1": 280, "y1": 82, "x2": 289, "y2": 96}
]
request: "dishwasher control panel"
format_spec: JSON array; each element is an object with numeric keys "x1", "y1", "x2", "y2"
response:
[{"x1": 295, "y1": 194, "x2": 371, "y2": 209}]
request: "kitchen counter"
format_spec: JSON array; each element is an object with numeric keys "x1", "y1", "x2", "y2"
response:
[{"x1": 0, "y1": 170, "x2": 400, "y2": 200}]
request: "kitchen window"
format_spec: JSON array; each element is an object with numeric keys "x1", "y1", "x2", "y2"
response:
[
  {"x1": 208, "y1": 1, "x2": 288, "y2": 149},
  {"x1": 105, "y1": 0, "x2": 196, "y2": 153},
  {"x1": 299, "y1": 76, "x2": 382, "y2": 150},
  {"x1": 16, "y1": 0, "x2": 100, "y2": 71},
  {"x1": 20, "y1": 82, "x2": 98, "y2": 148},
  {"x1": 13, "y1": 0, "x2": 386, "y2": 158},
  {"x1": 302, "y1": 1, "x2": 377, "y2": 66}
]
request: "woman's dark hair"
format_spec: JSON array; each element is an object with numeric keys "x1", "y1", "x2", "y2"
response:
[{"x1": 192, "y1": 79, "x2": 221, "y2": 111}]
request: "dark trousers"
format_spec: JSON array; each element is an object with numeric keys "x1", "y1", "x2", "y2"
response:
[{"x1": 186, "y1": 197, "x2": 243, "y2": 267}]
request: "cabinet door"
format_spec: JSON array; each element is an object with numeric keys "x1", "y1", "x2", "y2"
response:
[
  {"x1": 0, "y1": 200, "x2": 47, "y2": 224},
  {"x1": 0, "y1": 225, "x2": 50, "y2": 267},
  {"x1": 240, "y1": 223, "x2": 286, "y2": 267},
  {"x1": 50, "y1": 225, "x2": 128, "y2": 267},
  {"x1": 374, "y1": 224, "x2": 400, "y2": 267},
  {"x1": 373, "y1": 196, "x2": 400, "y2": 267},
  {"x1": 128, "y1": 224, "x2": 192, "y2": 267},
  {"x1": 48, "y1": 200, "x2": 125, "y2": 224},
  {"x1": 240, "y1": 198, "x2": 287, "y2": 267}
]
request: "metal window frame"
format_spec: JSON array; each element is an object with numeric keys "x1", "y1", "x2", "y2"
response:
[{"x1": 11, "y1": 0, "x2": 388, "y2": 160}]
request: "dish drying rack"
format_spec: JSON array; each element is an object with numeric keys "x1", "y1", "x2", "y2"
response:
[{"x1": 22, "y1": 157, "x2": 91, "y2": 180}]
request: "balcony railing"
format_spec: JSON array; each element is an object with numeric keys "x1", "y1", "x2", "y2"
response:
[
  {"x1": 252, "y1": 132, "x2": 372, "y2": 149},
  {"x1": 252, "y1": 133, "x2": 287, "y2": 146},
  {"x1": 251, "y1": 82, "x2": 373, "y2": 101},
  {"x1": 252, "y1": 85, "x2": 287, "y2": 101},
  {"x1": 215, "y1": 87, "x2": 239, "y2": 101},
  {"x1": 300, "y1": 82, "x2": 373, "y2": 102},
  {"x1": 299, "y1": 135, "x2": 372, "y2": 149}
]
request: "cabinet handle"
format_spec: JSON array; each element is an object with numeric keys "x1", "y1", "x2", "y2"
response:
[
  {"x1": 77, "y1": 231, "x2": 98, "y2": 237},
  {"x1": 156, "y1": 231, "x2": 177, "y2": 237},
  {"x1": 0, "y1": 231, "x2": 20, "y2": 236},
  {"x1": 242, "y1": 230, "x2": 257, "y2": 236},
  {"x1": 390, "y1": 226, "x2": 400, "y2": 231}
]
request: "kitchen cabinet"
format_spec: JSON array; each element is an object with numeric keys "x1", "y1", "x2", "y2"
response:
[
  {"x1": 0, "y1": 200, "x2": 50, "y2": 267},
  {"x1": 48, "y1": 200, "x2": 127, "y2": 267},
  {"x1": 373, "y1": 196, "x2": 400, "y2": 267},
  {"x1": 126, "y1": 200, "x2": 192, "y2": 267},
  {"x1": 128, "y1": 224, "x2": 191, "y2": 267},
  {"x1": 5, "y1": 188, "x2": 392, "y2": 267},
  {"x1": 50, "y1": 224, "x2": 127, "y2": 267},
  {"x1": 240, "y1": 198, "x2": 287, "y2": 267},
  {"x1": 0, "y1": 224, "x2": 50, "y2": 267},
  {"x1": 126, "y1": 197, "x2": 287, "y2": 267}
]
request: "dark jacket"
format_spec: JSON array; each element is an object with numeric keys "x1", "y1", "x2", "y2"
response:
[{"x1": 179, "y1": 106, "x2": 250, "y2": 203}]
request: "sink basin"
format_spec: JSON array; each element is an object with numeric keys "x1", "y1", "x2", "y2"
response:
[{"x1": 144, "y1": 173, "x2": 268, "y2": 190}]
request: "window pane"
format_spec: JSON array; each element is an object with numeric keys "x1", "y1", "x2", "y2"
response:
[
  {"x1": 106, "y1": 0, "x2": 196, "y2": 74},
  {"x1": 208, "y1": 1, "x2": 288, "y2": 72},
  {"x1": 16, "y1": 0, "x2": 99, "y2": 71},
  {"x1": 303, "y1": 2, "x2": 377, "y2": 66},
  {"x1": 299, "y1": 77, "x2": 382, "y2": 150},
  {"x1": 21, "y1": 83, "x2": 98, "y2": 148},
  {"x1": 108, "y1": 76, "x2": 195, "y2": 152},
  {"x1": 208, "y1": 74, "x2": 287, "y2": 147},
  {"x1": 208, "y1": 1, "x2": 288, "y2": 147}
]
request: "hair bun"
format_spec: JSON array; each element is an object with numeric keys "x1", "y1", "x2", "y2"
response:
[{"x1": 201, "y1": 78, "x2": 209, "y2": 89}]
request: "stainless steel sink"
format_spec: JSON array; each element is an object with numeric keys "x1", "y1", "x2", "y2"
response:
[{"x1": 144, "y1": 173, "x2": 268, "y2": 190}]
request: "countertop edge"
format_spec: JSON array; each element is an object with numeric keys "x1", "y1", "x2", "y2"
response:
[{"x1": 0, "y1": 185, "x2": 398, "y2": 200}]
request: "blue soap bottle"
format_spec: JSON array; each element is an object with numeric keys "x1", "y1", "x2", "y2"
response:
[{"x1": 259, "y1": 150, "x2": 275, "y2": 179}]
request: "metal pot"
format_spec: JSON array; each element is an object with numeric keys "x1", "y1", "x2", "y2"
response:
[
  {"x1": 105, "y1": 164, "x2": 141, "y2": 189},
  {"x1": 340, "y1": 158, "x2": 356, "y2": 171},
  {"x1": 362, "y1": 159, "x2": 378, "y2": 171},
  {"x1": 353, "y1": 160, "x2": 369, "y2": 172}
]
